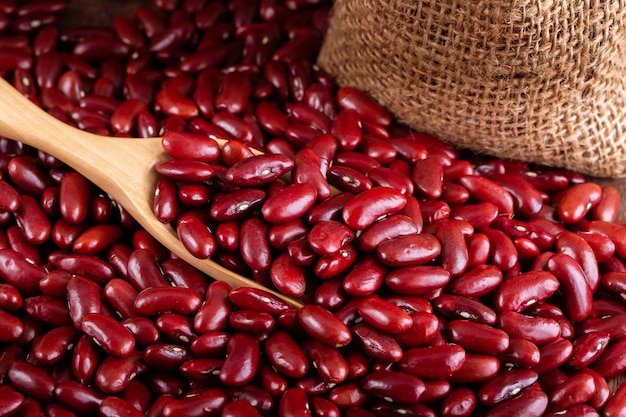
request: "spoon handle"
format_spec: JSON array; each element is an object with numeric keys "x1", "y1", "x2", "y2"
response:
[{"x1": 0, "y1": 77, "x2": 304, "y2": 308}]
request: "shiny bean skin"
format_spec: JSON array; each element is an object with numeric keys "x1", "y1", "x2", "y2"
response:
[
  {"x1": 59, "y1": 172, "x2": 91, "y2": 225},
  {"x1": 341, "y1": 187, "x2": 407, "y2": 230},
  {"x1": 225, "y1": 153, "x2": 294, "y2": 187},
  {"x1": 376, "y1": 233, "x2": 441, "y2": 267},
  {"x1": 262, "y1": 182, "x2": 317, "y2": 224},
  {"x1": 269, "y1": 252, "x2": 306, "y2": 298},
  {"x1": 298, "y1": 304, "x2": 351, "y2": 348},
  {"x1": 357, "y1": 214, "x2": 419, "y2": 252},
  {"x1": 497, "y1": 311, "x2": 561, "y2": 346},
  {"x1": 478, "y1": 369, "x2": 539, "y2": 407},
  {"x1": 0, "y1": 385, "x2": 25, "y2": 417},
  {"x1": 547, "y1": 373, "x2": 596, "y2": 413},
  {"x1": 134, "y1": 287, "x2": 202, "y2": 316},
  {"x1": 265, "y1": 331, "x2": 309, "y2": 379},
  {"x1": 446, "y1": 320, "x2": 509, "y2": 355},
  {"x1": 434, "y1": 294, "x2": 497, "y2": 324},
  {"x1": 485, "y1": 387, "x2": 548, "y2": 417},
  {"x1": 569, "y1": 331, "x2": 610, "y2": 369},
  {"x1": 161, "y1": 388, "x2": 228, "y2": 417},
  {"x1": 8, "y1": 360, "x2": 57, "y2": 402},
  {"x1": 547, "y1": 253, "x2": 593, "y2": 322},
  {"x1": 301, "y1": 340, "x2": 349, "y2": 384},
  {"x1": 360, "y1": 370, "x2": 425, "y2": 404},
  {"x1": 80, "y1": 313, "x2": 135, "y2": 358},
  {"x1": 351, "y1": 323, "x2": 403, "y2": 363},
  {"x1": 457, "y1": 175, "x2": 514, "y2": 215},
  {"x1": 220, "y1": 332, "x2": 260, "y2": 386},
  {"x1": 397, "y1": 344, "x2": 466, "y2": 380},
  {"x1": 604, "y1": 381, "x2": 626, "y2": 417},
  {"x1": 556, "y1": 231, "x2": 600, "y2": 291},
  {"x1": 493, "y1": 270, "x2": 559, "y2": 313},
  {"x1": 557, "y1": 182, "x2": 602, "y2": 224},
  {"x1": 447, "y1": 265, "x2": 503, "y2": 298},
  {"x1": 357, "y1": 296, "x2": 413, "y2": 334}
]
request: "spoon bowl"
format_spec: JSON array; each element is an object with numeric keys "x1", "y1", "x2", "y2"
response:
[{"x1": 0, "y1": 77, "x2": 303, "y2": 308}]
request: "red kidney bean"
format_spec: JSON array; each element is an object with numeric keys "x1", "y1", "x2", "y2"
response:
[
  {"x1": 299, "y1": 340, "x2": 347, "y2": 385},
  {"x1": 478, "y1": 369, "x2": 538, "y2": 407},
  {"x1": 331, "y1": 109, "x2": 362, "y2": 150},
  {"x1": 493, "y1": 270, "x2": 559, "y2": 313},
  {"x1": 568, "y1": 331, "x2": 610, "y2": 369},
  {"x1": 357, "y1": 296, "x2": 413, "y2": 334},
  {"x1": 430, "y1": 222, "x2": 468, "y2": 277},
  {"x1": 384, "y1": 266, "x2": 449, "y2": 296},
  {"x1": 0, "y1": 179, "x2": 19, "y2": 212},
  {"x1": 225, "y1": 153, "x2": 293, "y2": 187},
  {"x1": 80, "y1": 313, "x2": 135, "y2": 358},
  {"x1": 590, "y1": 185, "x2": 620, "y2": 222},
  {"x1": 480, "y1": 227, "x2": 518, "y2": 271},
  {"x1": 161, "y1": 388, "x2": 228, "y2": 417},
  {"x1": 547, "y1": 253, "x2": 593, "y2": 322},
  {"x1": 156, "y1": 312, "x2": 198, "y2": 344},
  {"x1": 547, "y1": 372, "x2": 595, "y2": 413},
  {"x1": 72, "y1": 334, "x2": 101, "y2": 385},
  {"x1": 532, "y1": 338, "x2": 574, "y2": 375},
  {"x1": 24, "y1": 294, "x2": 71, "y2": 326},
  {"x1": 209, "y1": 188, "x2": 265, "y2": 222},
  {"x1": 556, "y1": 182, "x2": 602, "y2": 224},
  {"x1": 350, "y1": 322, "x2": 403, "y2": 363},
  {"x1": 0, "y1": 385, "x2": 25, "y2": 417},
  {"x1": 434, "y1": 294, "x2": 497, "y2": 324},
  {"x1": 227, "y1": 286, "x2": 290, "y2": 316},
  {"x1": 237, "y1": 217, "x2": 270, "y2": 271},
  {"x1": 66, "y1": 274, "x2": 105, "y2": 328},
  {"x1": 268, "y1": 219, "x2": 308, "y2": 251},
  {"x1": 357, "y1": 214, "x2": 418, "y2": 252},
  {"x1": 447, "y1": 353, "x2": 499, "y2": 384},
  {"x1": 297, "y1": 304, "x2": 351, "y2": 348},
  {"x1": 587, "y1": 220, "x2": 626, "y2": 258},
  {"x1": 189, "y1": 332, "x2": 229, "y2": 358},
  {"x1": 95, "y1": 352, "x2": 146, "y2": 395},
  {"x1": 229, "y1": 309, "x2": 275, "y2": 333},
  {"x1": 54, "y1": 380, "x2": 106, "y2": 415},
  {"x1": 341, "y1": 255, "x2": 386, "y2": 297},
  {"x1": 439, "y1": 386, "x2": 476, "y2": 417},
  {"x1": 555, "y1": 231, "x2": 600, "y2": 291},
  {"x1": 160, "y1": 131, "x2": 221, "y2": 163},
  {"x1": 0, "y1": 308, "x2": 24, "y2": 343},
  {"x1": 8, "y1": 360, "x2": 57, "y2": 402},
  {"x1": 269, "y1": 252, "x2": 306, "y2": 298},
  {"x1": 219, "y1": 332, "x2": 260, "y2": 386},
  {"x1": 32, "y1": 325, "x2": 78, "y2": 365},
  {"x1": 179, "y1": 357, "x2": 224, "y2": 385},
  {"x1": 305, "y1": 220, "x2": 353, "y2": 257},
  {"x1": 126, "y1": 249, "x2": 170, "y2": 290},
  {"x1": 14, "y1": 194, "x2": 51, "y2": 244},
  {"x1": 134, "y1": 286, "x2": 202, "y2": 316},
  {"x1": 393, "y1": 311, "x2": 439, "y2": 349},
  {"x1": 490, "y1": 173, "x2": 544, "y2": 216},
  {"x1": 485, "y1": 387, "x2": 548, "y2": 417},
  {"x1": 292, "y1": 148, "x2": 332, "y2": 199},
  {"x1": 1, "y1": 249, "x2": 46, "y2": 295},
  {"x1": 376, "y1": 233, "x2": 441, "y2": 267},
  {"x1": 103, "y1": 279, "x2": 139, "y2": 320},
  {"x1": 592, "y1": 337, "x2": 626, "y2": 378},
  {"x1": 336, "y1": 86, "x2": 391, "y2": 126},
  {"x1": 262, "y1": 182, "x2": 317, "y2": 224},
  {"x1": 450, "y1": 202, "x2": 498, "y2": 230},
  {"x1": 397, "y1": 344, "x2": 466, "y2": 380},
  {"x1": 0, "y1": 283, "x2": 21, "y2": 310},
  {"x1": 221, "y1": 400, "x2": 263, "y2": 417},
  {"x1": 99, "y1": 396, "x2": 144, "y2": 417},
  {"x1": 264, "y1": 331, "x2": 309, "y2": 379},
  {"x1": 601, "y1": 378, "x2": 626, "y2": 417},
  {"x1": 359, "y1": 370, "x2": 425, "y2": 404},
  {"x1": 312, "y1": 243, "x2": 356, "y2": 279},
  {"x1": 327, "y1": 164, "x2": 373, "y2": 193},
  {"x1": 497, "y1": 311, "x2": 561, "y2": 345},
  {"x1": 279, "y1": 387, "x2": 312, "y2": 417},
  {"x1": 457, "y1": 175, "x2": 514, "y2": 215},
  {"x1": 446, "y1": 320, "x2": 509, "y2": 355},
  {"x1": 447, "y1": 264, "x2": 502, "y2": 298},
  {"x1": 341, "y1": 187, "x2": 406, "y2": 230}
]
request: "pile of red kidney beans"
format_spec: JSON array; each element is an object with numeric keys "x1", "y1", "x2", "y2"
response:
[{"x1": 2, "y1": 0, "x2": 626, "y2": 416}]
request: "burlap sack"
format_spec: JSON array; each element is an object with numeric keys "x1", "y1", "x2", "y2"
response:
[{"x1": 317, "y1": 0, "x2": 626, "y2": 178}]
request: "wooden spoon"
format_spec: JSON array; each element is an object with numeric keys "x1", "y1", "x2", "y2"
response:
[{"x1": 0, "y1": 77, "x2": 303, "y2": 308}]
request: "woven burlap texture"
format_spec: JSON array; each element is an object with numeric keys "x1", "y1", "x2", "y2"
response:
[{"x1": 317, "y1": 0, "x2": 626, "y2": 177}]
